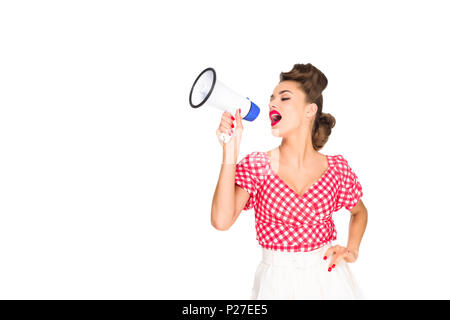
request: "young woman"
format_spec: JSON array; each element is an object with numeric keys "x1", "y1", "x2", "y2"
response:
[{"x1": 210, "y1": 63, "x2": 368, "y2": 299}]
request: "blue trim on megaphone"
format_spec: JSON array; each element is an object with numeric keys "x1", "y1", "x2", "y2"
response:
[{"x1": 243, "y1": 98, "x2": 260, "y2": 121}]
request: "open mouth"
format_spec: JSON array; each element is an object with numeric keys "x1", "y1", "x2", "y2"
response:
[{"x1": 270, "y1": 110, "x2": 282, "y2": 126}]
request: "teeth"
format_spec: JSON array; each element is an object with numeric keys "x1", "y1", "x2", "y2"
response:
[{"x1": 271, "y1": 114, "x2": 282, "y2": 122}]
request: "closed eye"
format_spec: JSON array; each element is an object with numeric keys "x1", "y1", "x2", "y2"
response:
[{"x1": 281, "y1": 98, "x2": 290, "y2": 101}]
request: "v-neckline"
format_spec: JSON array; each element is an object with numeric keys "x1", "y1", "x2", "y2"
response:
[{"x1": 264, "y1": 151, "x2": 332, "y2": 201}]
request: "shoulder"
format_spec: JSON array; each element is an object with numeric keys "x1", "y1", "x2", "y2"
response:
[
  {"x1": 329, "y1": 154, "x2": 349, "y2": 168},
  {"x1": 239, "y1": 151, "x2": 268, "y2": 166},
  {"x1": 329, "y1": 154, "x2": 362, "y2": 185},
  {"x1": 237, "y1": 151, "x2": 270, "y2": 176},
  {"x1": 327, "y1": 154, "x2": 353, "y2": 176}
]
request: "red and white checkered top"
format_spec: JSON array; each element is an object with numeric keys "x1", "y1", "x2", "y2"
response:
[{"x1": 235, "y1": 151, "x2": 363, "y2": 252}]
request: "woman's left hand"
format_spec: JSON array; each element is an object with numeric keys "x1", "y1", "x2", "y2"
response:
[{"x1": 323, "y1": 244, "x2": 358, "y2": 272}]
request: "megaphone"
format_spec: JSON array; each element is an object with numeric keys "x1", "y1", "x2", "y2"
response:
[{"x1": 189, "y1": 67, "x2": 260, "y2": 144}]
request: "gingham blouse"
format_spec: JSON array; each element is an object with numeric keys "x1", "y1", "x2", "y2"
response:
[{"x1": 235, "y1": 151, "x2": 363, "y2": 252}]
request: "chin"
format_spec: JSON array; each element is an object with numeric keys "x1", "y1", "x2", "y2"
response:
[{"x1": 271, "y1": 127, "x2": 282, "y2": 137}]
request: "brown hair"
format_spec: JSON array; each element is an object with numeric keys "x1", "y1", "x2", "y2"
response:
[{"x1": 279, "y1": 63, "x2": 336, "y2": 151}]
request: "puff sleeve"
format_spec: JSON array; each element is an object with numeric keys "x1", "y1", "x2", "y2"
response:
[
  {"x1": 334, "y1": 157, "x2": 363, "y2": 212},
  {"x1": 235, "y1": 152, "x2": 265, "y2": 211}
]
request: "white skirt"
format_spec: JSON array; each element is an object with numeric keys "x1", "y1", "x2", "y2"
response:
[{"x1": 251, "y1": 242, "x2": 364, "y2": 300}]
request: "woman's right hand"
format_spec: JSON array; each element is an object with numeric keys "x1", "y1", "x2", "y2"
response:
[{"x1": 216, "y1": 108, "x2": 243, "y2": 164}]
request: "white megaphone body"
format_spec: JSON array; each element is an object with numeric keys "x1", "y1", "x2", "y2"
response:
[{"x1": 189, "y1": 67, "x2": 260, "y2": 144}]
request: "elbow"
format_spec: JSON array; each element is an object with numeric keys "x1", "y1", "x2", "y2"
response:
[
  {"x1": 211, "y1": 219, "x2": 231, "y2": 231},
  {"x1": 212, "y1": 223, "x2": 230, "y2": 231},
  {"x1": 210, "y1": 211, "x2": 231, "y2": 231}
]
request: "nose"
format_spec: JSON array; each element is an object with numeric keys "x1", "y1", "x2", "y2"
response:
[{"x1": 269, "y1": 104, "x2": 278, "y2": 111}]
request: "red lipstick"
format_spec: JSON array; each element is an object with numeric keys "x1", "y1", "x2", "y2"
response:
[{"x1": 270, "y1": 110, "x2": 282, "y2": 126}]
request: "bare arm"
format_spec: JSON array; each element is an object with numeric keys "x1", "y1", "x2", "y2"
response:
[
  {"x1": 346, "y1": 199, "x2": 368, "y2": 257},
  {"x1": 210, "y1": 145, "x2": 250, "y2": 231},
  {"x1": 210, "y1": 107, "x2": 250, "y2": 230}
]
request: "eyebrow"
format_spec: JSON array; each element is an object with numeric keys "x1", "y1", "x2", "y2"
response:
[{"x1": 270, "y1": 90, "x2": 292, "y2": 99}]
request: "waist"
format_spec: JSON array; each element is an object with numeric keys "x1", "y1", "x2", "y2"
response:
[{"x1": 261, "y1": 242, "x2": 332, "y2": 268}]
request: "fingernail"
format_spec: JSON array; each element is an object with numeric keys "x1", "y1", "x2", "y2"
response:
[
  {"x1": 231, "y1": 116, "x2": 235, "y2": 121},
  {"x1": 231, "y1": 124, "x2": 234, "y2": 128},
  {"x1": 328, "y1": 267, "x2": 332, "y2": 272},
  {"x1": 239, "y1": 109, "x2": 241, "y2": 114},
  {"x1": 323, "y1": 256, "x2": 327, "y2": 260},
  {"x1": 332, "y1": 264, "x2": 335, "y2": 268}
]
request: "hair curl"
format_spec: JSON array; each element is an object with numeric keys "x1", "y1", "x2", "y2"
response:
[{"x1": 279, "y1": 63, "x2": 336, "y2": 151}]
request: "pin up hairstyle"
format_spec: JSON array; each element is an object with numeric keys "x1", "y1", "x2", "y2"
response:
[{"x1": 279, "y1": 63, "x2": 336, "y2": 151}]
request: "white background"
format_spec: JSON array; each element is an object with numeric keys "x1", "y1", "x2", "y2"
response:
[{"x1": 1, "y1": 0, "x2": 449, "y2": 299}]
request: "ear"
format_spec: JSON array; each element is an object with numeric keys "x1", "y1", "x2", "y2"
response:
[{"x1": 307, "y1": 103, "x2": 318, "y2": 117}]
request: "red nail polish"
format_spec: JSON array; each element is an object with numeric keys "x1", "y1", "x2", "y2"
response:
[
  {"x1": 231, "y1": 116, "x2": 235, "y2": 121},
  {"x1": 328, "y1": 267, "x2": 332, "y2": 272},
  {"x1": 332, "y1": 264, "x2": 335, "y2": 268},
  {"x1": 231, "y1": 124, "x2": 234, "y2": 128},
  {"x1": 323, "y1": 256, "x2": 327, "y2": 260}
]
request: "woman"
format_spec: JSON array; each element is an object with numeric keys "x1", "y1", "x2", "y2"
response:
[{"x1": 210, "y1": 63, "x2": 368, "y2": 299}]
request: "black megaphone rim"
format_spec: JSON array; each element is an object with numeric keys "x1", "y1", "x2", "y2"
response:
[{"x1": 189, "y1": 67, "x2": 216, "y2": 108}]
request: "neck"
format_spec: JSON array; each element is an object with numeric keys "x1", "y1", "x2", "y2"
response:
[{"x1": 278, "y1": 126, "x2": 317, "y2": 169}]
